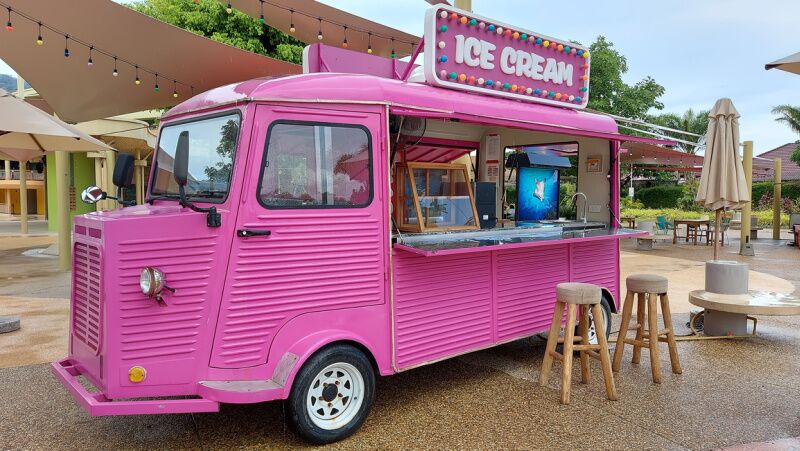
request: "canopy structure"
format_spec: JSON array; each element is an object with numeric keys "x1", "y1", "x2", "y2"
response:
[
  {"x1": 226, "y1": 0, "x2": 420, "y2": 59},
  {"x1": 620, "y1": 141, "x2": 704, "y2": 168},
  {"x1": 0, "y1": 0, "x2": 301, "y2": 123},
  {"x1": 765, "y1": 51, "x2": 800, "y2": 75}
]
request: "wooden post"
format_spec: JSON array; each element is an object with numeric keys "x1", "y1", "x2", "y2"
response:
[
  {"x1": 105, "y1": 150, "x2": 116, "y2": 210},
  {"x1": 739, "y1": 141, "x2": 753, "y2": 254},
  {"x1": 454, "y1": 0, "x2": 472, "y2": 11},
  {"x1": 55, "y1": 151, "x2": 71, "y2": 270},
  {"x1": 18, "y1": 161, "x2": 28, "y2": 234},
  {"x1": 713, "y1": 209, "x2": 721, "y2": 260},
  {"x1": 93, "y1": 154, "x2": 104, "y2": 211},
  {"x1": 773, "y1": 158, "x2": 781, "y2": 240}
]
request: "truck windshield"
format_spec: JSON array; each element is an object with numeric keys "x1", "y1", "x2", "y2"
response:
[{"x1": 150, "y1": 113, "x2": 240, "y2": 202}]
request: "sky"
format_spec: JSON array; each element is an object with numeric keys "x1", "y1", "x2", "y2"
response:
[{"x1": 1, "y1": 0, "x2": 798, "y2": 156}]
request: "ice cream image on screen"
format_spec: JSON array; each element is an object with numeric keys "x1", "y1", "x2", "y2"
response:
[{"x1": 533, "y1": 179, "x2": 545, "y2": 201}]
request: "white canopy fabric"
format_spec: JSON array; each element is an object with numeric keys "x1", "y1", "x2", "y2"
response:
[
  {"x1": 0, "y1": 89, "x2": 112, "y2": 161},
  {"x1": 695, "y1": 98, "x2": 750, "y2": 212},
  {"x1": 0, "y1": 0, "x2": 301, "y2": 123},
  {"x1": 75, "y1": 117, "x2": 156, "y2": 154},
  {"x1": 227, "y1": 0, "x2": 420, "y2": 59},
  {"x1": 765, "y1": 51, "x2": 800, "y2": 75}
]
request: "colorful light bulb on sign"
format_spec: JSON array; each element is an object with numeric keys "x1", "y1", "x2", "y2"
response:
[{"x1": 423, "y1": 6, "x2": 590, "y2": 109}]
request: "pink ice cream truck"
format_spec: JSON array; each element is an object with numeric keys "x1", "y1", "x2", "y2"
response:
[{"x1": 52, "y1": 6, "x2": 656, "y2": 444}]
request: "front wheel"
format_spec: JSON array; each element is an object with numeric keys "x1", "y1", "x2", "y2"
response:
[{"x1": 288, "y1": 345, "x2": 376, "y2": 445}]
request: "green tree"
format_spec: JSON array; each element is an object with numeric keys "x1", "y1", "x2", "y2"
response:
[
  {"x1": 772, "y1": 105, "x2": 800, "y2": 167},
  {"x1": 127, "y1": 0, "x2": 304, "y2": 64},
  {"x1": 648, "y1": 108, "x2": 709, "y2": 154},
  {"x1": 587, "y1": 36, "x2": 665, "y2": 120}
]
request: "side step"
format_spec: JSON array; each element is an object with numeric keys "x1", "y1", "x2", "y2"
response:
[{"x1": 198, "y1": 379, "x2": 285, "y2": 404}]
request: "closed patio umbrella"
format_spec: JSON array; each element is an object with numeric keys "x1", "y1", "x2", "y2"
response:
[
  {"x1": 0, "y1": 88, "x2": 112, "y2": 235},
  {"x1": 695, "y1": 98, "x2": 750, "y2": 260},
  {"x1": 765, "y1": 51, "x2": 800, "y2": 75}
]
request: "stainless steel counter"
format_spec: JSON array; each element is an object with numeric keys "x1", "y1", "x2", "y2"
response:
[{"x1": 394, "y1": 223, "x2": 647, "y2": 257}]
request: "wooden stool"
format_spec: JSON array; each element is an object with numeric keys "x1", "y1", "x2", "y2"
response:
[
  {"x1": 612, "y1": 274, "x2": 682, "y2": 383},
  {"x1": 540, "y1": 282, "x2": 618, "y2": 404}
]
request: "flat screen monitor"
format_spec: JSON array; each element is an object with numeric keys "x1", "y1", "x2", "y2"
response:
[{"x1": 516, "y1": 167, "x2": 560, "y2": 221}]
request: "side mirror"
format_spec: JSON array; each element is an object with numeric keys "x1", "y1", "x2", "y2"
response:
[
  {"x1": 174, "y1": 131, "x2": 189, "y2": 187},
  {"x1": 113, "y1": 154, "x2": 135, "y2": 188},
  {"x1": 81, "y1": 186, "x2": 107, "y2": 204}
]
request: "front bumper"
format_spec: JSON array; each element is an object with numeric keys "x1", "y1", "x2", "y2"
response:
[{"x1": 51, "y1": 358, "x2": 219, "y2": 416}]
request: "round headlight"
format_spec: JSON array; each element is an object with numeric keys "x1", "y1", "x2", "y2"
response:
[{"x1": 140, "y1": 267, "x2": 165, "y2": 297}]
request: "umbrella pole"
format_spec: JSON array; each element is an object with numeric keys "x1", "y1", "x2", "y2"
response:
[
  {"x1": 714, "y1": 209, "x2": 721, "y2": 260},
  {"x1": 18, "y1": 160, "x2": 27, "y2": 235}
]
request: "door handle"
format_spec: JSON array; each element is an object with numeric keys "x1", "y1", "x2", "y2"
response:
[{"x1": 237, "y1": 229, "x2": 271, "y2": 237}]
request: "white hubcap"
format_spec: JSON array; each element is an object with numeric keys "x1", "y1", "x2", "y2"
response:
[
  {"x1": 306, "y1": 363, "x2": 364, "y2": 430},
  {"x1": 588, "y1": 307, "x2": 606, "y2": 345}
]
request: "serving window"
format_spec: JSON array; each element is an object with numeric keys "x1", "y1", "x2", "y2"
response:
[{"x1": 394, "y1": 162, "x2": 479, "y2": 233}]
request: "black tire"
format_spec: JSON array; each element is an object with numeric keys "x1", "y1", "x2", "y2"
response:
[
  {"x1": 288, "y1": 344, "x2": 376, "y2": 445},
  {"x1": 578, "y1": 295, "x2": 612, "y2": 345}
]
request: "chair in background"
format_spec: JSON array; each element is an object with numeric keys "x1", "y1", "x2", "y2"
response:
[
  {"x1": 655, "y1": 216, "x2": 673, "y2": 235},
  {"x1": 706, "y1": 217, "x2": 731, "y2": 246}
]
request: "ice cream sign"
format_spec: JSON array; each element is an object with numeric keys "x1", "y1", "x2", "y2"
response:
[{"x1": 423, "y1": 6, "x2": 590, "y2": 109}]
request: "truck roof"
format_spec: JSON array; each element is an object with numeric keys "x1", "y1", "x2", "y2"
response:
[{"x1": 164, "y1": 72, "x2": 618, "y2": 136}]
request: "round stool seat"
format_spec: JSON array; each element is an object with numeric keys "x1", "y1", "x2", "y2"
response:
[
  {"x1": 556, "y1": 282, "x2": 601, "y2": 305},
  {"x1": 626, "y1": 273, "x2": 668, "y2": 294}
]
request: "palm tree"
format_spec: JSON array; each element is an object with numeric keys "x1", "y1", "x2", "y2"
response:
[
  {"x1": 648, "y1": 108, "x2": 709, "y2": 154},
  {"x1": 772, "y1": 105, "x2": 800, "y2": 135}
]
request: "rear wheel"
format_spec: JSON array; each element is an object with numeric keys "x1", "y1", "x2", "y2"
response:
[
  {"x1": 583, "y1": 295, "x2": 613, "y2": 345},
  {"x1": 288, "y1": 345, "x2": 375, "y2": 445}
]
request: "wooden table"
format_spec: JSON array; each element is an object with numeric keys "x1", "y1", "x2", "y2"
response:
[
  {"x1": 620, "y1": 216, "x2": 636, "y2": 228},
  {"x1": 673, "y1": 219, "x2": 710, "y2": 245}
]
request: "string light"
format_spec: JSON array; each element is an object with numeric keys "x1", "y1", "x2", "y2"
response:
[
  {"x1": 390, "y1": 38, "x2": 395, "y2": 59},
  {"x1": 317, "y1": 18, "x2": 323, "y2": 40},
  {"x1": 367, "y1": 32, "x2": 373, "y2": 54},
  {"x1": 36, "y1": 22, "x2": 42, "y2": 44},
  {"x1": 87, "y1": 46, "x2": 93, "y2": 66},
  {"x1": 134, "y1": 65, "x2": 141, "y2": 85},
  {"x1": 172, "y1": 80, "x2": 178, "y2": 98},
  {"x1": 63, "y1": 35, "x2": 69, "y2": 58},
  {"x1": 342, "y1": 26, "x2": 348, "y2": 48},
  {"x1": 154, "y1": 73, "x2": 159, "y2": 93},
  {"x1": 289, "y1": 9, "x2": 295, "y2": 33},
  {"x1": 112, "y1": 57, "x2": 118, "y2": 77},
  {"x1": 259, "y1": 0, "x2": 265, "y2": 24},
  {"x1": 5, "y1": 7, "x2": 12, "y2": 32},
  {"x1": 226, "y1": 1, "x2": 233, "y2": 14}
]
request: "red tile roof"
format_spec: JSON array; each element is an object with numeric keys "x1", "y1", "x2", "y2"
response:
[{"x1": 754, "y1": 142, "x2": 800, "y2": 181}]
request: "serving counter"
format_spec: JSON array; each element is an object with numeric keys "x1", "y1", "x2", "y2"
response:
[{"x1": 394, "y1": 223, "x2": 646, "y2": 257}]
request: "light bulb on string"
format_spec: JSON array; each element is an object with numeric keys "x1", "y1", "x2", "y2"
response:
[
  {"x1": 135, "y1": 66, "x2": 141, "y2": 85},
  {"x1": 87, "y1": 46, "x2": 94, "y2": 67},
  {"x1": 36, "y1": 22, "x2": 43, "y2": 45},
  {"x1": 367, "y1": 32, "x2": 373, "y2": 54},
  {"x1": 172, "y1": 80, "x2": 178, "y2": 98},
  {"x1": 63, "y1": 35, "x2": 70, "y2": 58},
  {"x1": 342, "y1": 26, "x2": 348, "y2": 48},
  {"x1": 317, "y1": 18, "x2": 323, "y2": 40},
  {"x1": 390, "y1": 38, "x2": 396, "y2": 59},
  {"x1": 289, "y1": 9, "x2": 295, "y2": 33},
  {"x1": 259, "y1": 0, "x2": 265, "y2": 24},
  {"x1": 154, "y1": 74, "x2": 159, "y2": 93},
  {"x1": 6, "y1": 7, "x2": 12, "y2": 32},
  {"x1": 112, "y1": 57, "x2": 119, "y2": 77},
  {"x1": 226, "y1": 1, "x2": 232, "y2": 14}
]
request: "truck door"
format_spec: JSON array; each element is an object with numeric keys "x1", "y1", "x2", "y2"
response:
[{"x1": 210, "y1": 105, "x2": 387, "y2": 369}]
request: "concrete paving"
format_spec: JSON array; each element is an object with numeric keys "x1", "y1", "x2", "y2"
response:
[{"x1": 1, "y1": 232, "x2": 800, "y2": 449}]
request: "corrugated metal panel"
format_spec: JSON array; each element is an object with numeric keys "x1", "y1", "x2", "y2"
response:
[
  {"x1": 570, "y1": 240, "x2": 619, "y2": 300},
  {"x1": 495, "y1": 246, "x2": 569, "y2": 341},
  {"x1": 72, "y1": 242, "x2": 102, "y2": 355},
  {"x1": 211, "y1": 211, "x2": 384, "y2": 368},
  {"x1": 116, "y1": 235, "x2": 217, "y2": 361},
  {"x1": 393, "y1": 250, "x2": 493, "y2": 368}
]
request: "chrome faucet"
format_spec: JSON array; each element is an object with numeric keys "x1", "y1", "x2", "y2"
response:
[{"x1": 572, "y1": 192, "x2": 588, "y2": 223}]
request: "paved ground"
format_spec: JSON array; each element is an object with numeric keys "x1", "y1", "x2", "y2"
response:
[
  {"x1": 4, "y1": 315, "x2": 800, "y2": 450},
  {"x1": 1, "y1": 229, "x2": 799, "y2": 449}
]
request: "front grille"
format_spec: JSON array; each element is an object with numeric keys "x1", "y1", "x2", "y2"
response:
[{"x1": 73, "y1": 242, "x2": 103, "y2": 354}]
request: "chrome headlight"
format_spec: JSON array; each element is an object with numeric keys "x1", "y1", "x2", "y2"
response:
[{"x1": 140, "y1": 267, "x2": 165, "y2": 297}]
